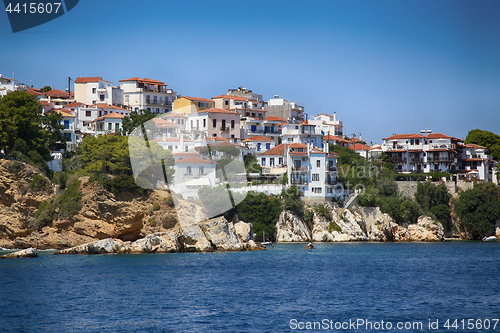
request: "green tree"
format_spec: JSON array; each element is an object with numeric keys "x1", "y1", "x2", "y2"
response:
[
  {"x1": 243, "y1": 153, "x2": 262, "y2": 174},
  {"x1": 121, "y1": 110, "x2": 157, "y2": 136},
  {"x1": 0, "y1": 91, "x2": 49, "y2": 159},
  {"x1": 455, "y1": 183, "x2": 500, "y2": 239},
  {"x1": 40, "y1": 86, "x2": 52, "y2": 93},
  {"x1": 465, "y1": 129, "x2": 500, "y2": 161},
  {"x1": 42, "y1": 110, "x2": 66, "y2": 151}
]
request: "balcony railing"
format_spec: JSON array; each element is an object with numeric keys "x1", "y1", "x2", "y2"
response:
[
  {"x1": 291, "y1": 179, "x2": 308, "y2": 185},
  {"x1": 220, "y1": 127, "x2": 230, "y2": 132},
  {"x1": 291, "y1": 166, "x2": 308, "y2": 172},
  {"x1": 325, "y1": 180, "x2": 337, "y2": 185},
  {"x1": 427, "y1": 156, "x2": 453, "y2": 162},
  {"x1": 146, "y1": 100, "x2": 171, "y2": 106},
  {"x1": 247, "y1": 129, "x2": 264, "y2": 134},
  {"x1": 389, "y1": 157, "x2": 407, "y2": 163},
  {"x1": 326, "y1": 166, "x2": 337, "y2": 172}
]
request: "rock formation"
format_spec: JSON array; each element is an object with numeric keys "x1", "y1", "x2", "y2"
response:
[
  {"x1": 276, "y1": 210, "x2": 312, "y2": 242},
  {"x1": 55, "y1": 217, "x2": 265, "y2": 254},
  {"x1": 0, "y1": 247, "x2": 38, "y2": 259}
]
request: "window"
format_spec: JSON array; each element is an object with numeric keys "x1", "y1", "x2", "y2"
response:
[
  {"x1": 313, "y1": 187, "x2": 322, "y2": 193},
  {"x1": 312, "y1": 174, "x2": 319, "y2": 181},
  {"x1": 270, "y1": 158, "x2": 275, "y2": 167},
  {"x1": 185, "y1": 146, "x2": 188, "y2": 152},
  {"x1": 115, "y1": 123, "x2": 119, "y2": 132},
  {"x1": 266, "y1": 143, "x2": 270, "y2": 149},
  {"x1": 64, "y1": 133, "x2": 71, "y2": 141},
  {"x1": 125, "y1": 95, "x2": 129, "y2": 102},
  {"x1": 199, "y1": 166, "x2": 204, "y2": 175},
  {"x1": 187, "y1": 166, "x2": 192, "y2": 175},
  {"x1": 191, "y1": 120, "x2": 193, "y2": 129},
  {"x1": 317, "y1": 160, "x2": 320, "y2": 167},
  {"x1": 92, "y1": 88, "x2": 96, "y2": 94},
  {"x1": 100, "y1": 95, "x2": 105, "y2": 101},
  {"x1": 231, "y1": 120, "x2": 235, "y2": 129},
  {"x1": 203, "y1": 119, "x2": 206, "y2": 128},
  {"x1": 86, "y1": 111, "x2": 91, "y2": 117},
  {"x1": 225, "y1": 100, "x2": 229, "y2": 106},
  {"x1": 64, "y1": 120, "x2": 69, "y2": 129},
  {"x1": 261, "y1": 158, "x2": 266, "y2": 166},
  {"x1": 168, "y1": 146, "x2": 173, "y2": 151},
  {"x1": 108, "y1": 123, "x2": 112, "y2": 131},
  {"x1": 196, "y1": 119, "x2": 199, "y2": 129},
  {"x1": 213, "y1": 119, "x2": 217, "y2": 128},
  {"x1": 279, "y1": 158, "x2": 283, "y2": 165},
  {"x1": 327, "y1": 188, "x2": 333, "y2": 194}
]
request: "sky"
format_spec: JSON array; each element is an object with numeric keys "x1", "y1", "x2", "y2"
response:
[{"x1": 1, "y1": 0, "x2": 499, "y2": 144}]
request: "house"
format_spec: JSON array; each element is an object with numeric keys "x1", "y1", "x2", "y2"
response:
[
  {"x1": 242, "y1": 135, "x2": 275, "y2": 154},
  {"x1": 74, "y1": 77, "x2": 122, "y2": 106},
  {"x1": 39, "y1": 89, "x2": 74, "y2": 108},
  {"x1": 165, "y1": 113, "x2": 188, "y2": 132},
  {"x1": 286, "y1": 143, "x2": 339, "y2": 201},
  {"x1": 323, "y1": 134, "x2": 351, "y2": 147},
  {"x1": 151, "y1": 118, "x2": 178, "y2": 139},
  {"x1": 349, "y1": 143, "x2": 372, "y2": 159},
  {"x1": 187, "y1": 108, "x2": 240, "y2": 142},
  {"x1": 265, "y1": 95, "x2": 304, "y2": 120},
  {"x1": 459, "y1": 143, "x2": 493, "y2": 181},
  {"x1": 310, "y1": 113, "x2": 344, "y2": 137},
  {"x1": 0, "y1": 74, "x2": 16, "y2": 97},
  {"x1": 257, "y1": 144, "x2": 287, "y2": 168},
  {"x1": 172, "y1": 157, "x2": 217, "y2": 198},
  {"x1": 212, "y1": 95, "x2": 249, "y2": 110},
  {"x1": 152, "y1": 137, "x2": 196, "y2": 153},
  {"x1": 281, "y1": 119, "x2": 323, "y2": 147},
  {"x1": 227, "y1": 86, "x2": 264, "y2": 103},
  {"x1": 119, "y1": 77, "x2": 176, "y2": 114},
  {"x1": 77, "y1": 104, "x2": 130, "y2": 134},
  {"x1": 47, "y1": 108, "x2": 77, "y2": 151},
  {"x1": 93, "y1": 112, "x2": 125, "y2": 136},
  {"x1": 172, "y1": 96, "x2": 214, "y2": 115}
]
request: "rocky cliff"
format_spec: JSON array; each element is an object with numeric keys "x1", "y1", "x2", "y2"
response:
[
  {"x1": 276, "y1": 204, "x2": 444, "y2": 242},
  {"x1": 55, "y1": 218, "x2": 264, "y2": 254}
]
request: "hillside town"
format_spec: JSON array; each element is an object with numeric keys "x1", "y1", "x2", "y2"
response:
[{"x1": 1, "y1": 74, "x2": 498, "y2": 204}]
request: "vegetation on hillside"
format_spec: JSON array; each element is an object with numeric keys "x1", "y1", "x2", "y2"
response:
[{"x1": 465, "y1": 129, "x2": 500, "y2": 161}]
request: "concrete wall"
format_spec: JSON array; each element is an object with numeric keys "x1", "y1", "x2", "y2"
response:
[{"x1": 396, "y1": 180, "x2": 474, "y2": 199}]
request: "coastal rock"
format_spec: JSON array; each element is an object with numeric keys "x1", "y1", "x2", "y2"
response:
[
  {"x1": 199, "y1": 217, "x2": 243, "y2": 251},
  {"x1": 129, "y1": 232, "x2": 179, "y2": 253},
  {"x1": 304, "y1": 243, "x2": 314, "y2": 249},
  {"x1": 244, "y1": 240, "x2": 266, "y2": 251},
  {"x1": 234, "y1": 221, "x2": 253, "y2": 243},
  {"x1": 335, "y1": 209, "x2": 368, "y2": 241},
  {"x1": 55, "y1": 238, "x2": 130, "y2": 255},
  {"x1": 177, "y1": 223, "x2": 213, "y2": 252},
  {"x1": 408, "y1": 216, "x2": 444, "y2": 241},
  {"x1": 311, "y1": 221, "x2": 334, "y2": 242},
  {"x1": 276, "y1": 210, "x2": 312, "y2": 242},
  {"x1": 496, "y1": 220, "x2": 500, "y2": 239},
  {"x1": 0, "y1": 247, "x2": 38, "y2": 259}
]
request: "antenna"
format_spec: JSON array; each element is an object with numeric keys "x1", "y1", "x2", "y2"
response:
[{"x1": 420, "y1": 115, "x2": 432, "y2": 135}]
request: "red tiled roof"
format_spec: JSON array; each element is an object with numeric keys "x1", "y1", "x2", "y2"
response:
[
  {"x1": 44, "y1": 89, "x2": 71, "y2": 97},
  {"x1": 465, "y1": 158, "x2": 484, "y2": 162},
  {"x1": 265, "y1": 116, "x2": 287, "y2": 122},
  {"x1": 464, "y1": 144, "x2": 486, "y2": 149},
  {"x1": 94, "y1": 112, "x2": 125, "y2": 121},
  {"x1": 324, "y1": 134, "x2": 351, "y2": 143},
  {"x1": 64, "y1": 102, "x2": 85, "y2": 108},
  {"x1": 173, "y1": 152, "x2": 200, "y2": 156},
  {"x1": 289, "y1": 143, "x2": 307, "y2": 148},
  {"x1": 349, "y1": 143, "x2": 371, "y2": 151},
  {"x1": 258, "y1": 143, "x2": 285, "y2": 156},
  {"x1": 315, "y1": 113, "x2": 334, "y2": 118},
  {"x1": 208, "y1": 141, "x2": 240, "y2": 147},
  {"x1": 175, "y1": 157, "x2": 216, "y2": 164},
  {"x1": 165, "y1": 113, "x2": 187, "y2": 118},
  {"x1": 152, "y1": 118, "x2": 177, "y2": 127},
  {"x1": 119, "y1": 77, "x2": 166, "y2": 85},
  {"x1": 382, "y1": 133, "x2": 426, "y2": 140},
  {"x1": 212, "y1": 137, "x2": 229, "y2": 141},
  {"x1": 180, "y1": 96, "x2": 213, "y2": 103},
  {"x1": 198, "y1": 108, "x2": 239, "y2": 114},
  {"x1": 74, "y1": 77, "x2": 102, "y2": 83},
  {"x1": 212, "y1": 95, "x2": 248, "y2": 101},
  {"x1": 94, "y1": 103, "x2": 129, "y2": 111},
  {"x1": 243, "y1": 135, "x2": 274, "y2": 142},
  {"x1": 27, "y1": 90, "x2": 43, "y2": 96},
  {"x1": 49, "y1": 108, "x2": 75, "y2": 118},
  {"x1": 425, "y1": 133, "x2": 453, "y2": 139}
]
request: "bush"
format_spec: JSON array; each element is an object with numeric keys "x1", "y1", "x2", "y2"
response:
[
  {"x1": 164, "y1": 195, "x2": 175, "y2": 207},
  {"x1": 303, "y1": 209, "x2": 314, "y2": 223},
  {"x1": 53, "y1": 172, "x2": 67, "y2": 190},
  {"x1": 35, "y1": 180, "x2": 82, "y2": 228},
  {"x1": 148, "y1": 218, "x2": 157, "y2": 227},
  {"x1": 59, "y1": 180, "x2": 82, "y2": 218},
  {"x1": 314, "y1": 203, "x2": 332, "y2": 221},
  {"x1": 328, "y1": 221, "x2": 342, "y2": 233},
  {"x1": 30, "y1": 174, "x2": 49, "y2": 191},
  {"x1": 152, "y1": 202, "x2": 161, "y2": 211}
]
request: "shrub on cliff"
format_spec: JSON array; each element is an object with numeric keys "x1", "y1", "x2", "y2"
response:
[{"x1": 35, "y1": 180, "x2": 82, "y2": 229}]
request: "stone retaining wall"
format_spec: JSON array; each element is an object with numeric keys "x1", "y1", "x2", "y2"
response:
[{"x1": 396, "y1": 180, "x2": 474, "y2": 198}]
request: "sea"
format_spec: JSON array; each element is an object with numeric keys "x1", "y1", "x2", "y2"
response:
[{"x1": 1, "y1": 241, "x2": 499, "y2": 333}]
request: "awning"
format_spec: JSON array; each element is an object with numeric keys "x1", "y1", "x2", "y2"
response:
[
  {"x1": 268, "y1": 167, "x2": 287, "y2": 175},
  {"x1": 183, "y1": 177, "x2": 211, "y2": 186}
]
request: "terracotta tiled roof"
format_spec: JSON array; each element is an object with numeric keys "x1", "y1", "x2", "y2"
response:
[
  {"x1": 212, "y1": 137, "x2": 229, "y2": 141},
  {"x1": 243, "y1": 135, "x2": 274, "y2": 142},
  {"x1": 152, "y1": 118, "x2": 177, "y2": 127},
  {"x1": 173, "y1": 152, "x2": 200, "y2": 156},
  {"x1": 323, "y1": 134, "x2": 351, "y2": 143},
  {"x1": 49, "y1": 108, "x2": 75, "y2": 117},
  {"x1": 198, "y1": 108, "x2": 239, "y2": 114},
  {"x1": 208, "y1": 141, "x2": 240, "y2": 147},
  {"x1": 64, "y1": 102, "x2": 85, "y2": 108},
  {"x1": 382, "y1": 133, "x2": 426, "y2": 140},
  {"x1": 44, "y1": 89, "x2": 71, "y2": 97},
  {"x1": 93, "y1": 103, "x2": 130, "y2": 111},
  {"x1": 175, "y1": 157, "x2": 216, "y2": 164},
  {"x1": 425, "y1": 133, "x2": 453, "y2": 139},
  {"x1": 165, "y1": 113, "x2": 187, "y2": 118},
  {"x1": 212, "y1": 95, "x2": 248, "y2": 101},
  {"x1": 265, "y1": 116, "x2": 287, "y2": 122},
  {"x1": 94, "y1": 112, "x2": 126, "y2": 121},
  {"x1": 258, "y1": 144, "x2": 285, "y2": 156},
  {"x1": 27, "y1": 90, "x2": 43, "y2": 96},
  {"x1": 119, "y1": 77, "x2": 166, "y2": 85},
  {"x1": 349, "y1": 143, "x2": 371, "y2": 151},
  {"x1": 464, "y1": 144, "x2": 486, "y2": 149},
  {"x1": 74, "y1": 77, "x2": 102, "y2": 83},
  {"x1": 314, "y1": 113, "x2": 334, "y2": 118},
  {"x1": 180, "y1": 96, "x2": 213, "y2": 103}
]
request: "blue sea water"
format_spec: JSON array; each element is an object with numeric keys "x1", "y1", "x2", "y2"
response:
[{"x1": 1, "y1": 242, "x2": 500, "y2": 332}]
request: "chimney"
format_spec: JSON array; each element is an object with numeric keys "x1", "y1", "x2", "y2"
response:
[{"x1": 333, "y1": 112, "x2": 337, "y2": 122}]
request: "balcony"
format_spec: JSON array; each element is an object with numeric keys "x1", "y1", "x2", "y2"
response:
[
  {"x1": 427, "y1": 156, "x2": 453, "y2": 162},
  {"x1": 291, "y1": 179, "x2": 308, "y2": 185},
  {"x1": 146, "y1": 100, "x2": 171, "y2": 106},
  {"x1": 389, "y1": 157, "x2": 407, "y2": 163},
  {"x1": 326, "y1": 166, "x2": 337, "y2": 172},
  {"x1": 325, "y1": 180, "x2": 337, "y2": 185},
  {"x1": 291, "y1": 166, "x2": 308, "y2": 172},
  {"x1": 220, "y1": 127, "x2": 230, "y2": 132},
  {"x1": 247, "y1": 129, "x2": 264, "y2": 134}
]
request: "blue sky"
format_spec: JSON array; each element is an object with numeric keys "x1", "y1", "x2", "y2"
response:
[{"x1": 1, "y1": 0, "x2": 499, "y2": 143}]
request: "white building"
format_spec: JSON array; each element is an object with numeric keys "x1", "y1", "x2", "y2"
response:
[
  {"x1": 242, "y1": 135, "x2": 275, "y2": 154},
  {"x1": 0, "y1": 74, "x2": 16, "y2": 97},
  {"x1": 265, "y1": 95, "x2": 304, "y2": 120},
  {"x1": 281, "y1": 119, "x2": 323, "y2": 148},
  {"x1": 119, "y1": 77, "x2": 176, "y2": 114},
  {"x1": 93, "y1": 113, "x2": 125, "y2": 136},
  {"x1": 74, "y1": 77, "x2": 122, "y2": 106},
  {"x1": 310, "y1": 113, "x2": 343, "y2": 137},
  {"x1": 460, "y1": 144, "x2": 493, "y2": 181},
  {"x1": 172, "y1": 157, "x2": 217, "y2": 199},
  {"x1": 77, "y1": 104, "x2": 130, "y2": 134}
]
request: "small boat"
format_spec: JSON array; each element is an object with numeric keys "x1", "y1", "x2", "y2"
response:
[
  {"x1": 261, "y1": 231, "x2": 274, "y2": 248},
  {"x1": 483, "y1": 236, "x2": 497, "y2": 242}
]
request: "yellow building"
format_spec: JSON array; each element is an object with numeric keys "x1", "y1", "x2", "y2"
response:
[{"x1": 172, "y1": 96, "x2": 214, "y2": 115}]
